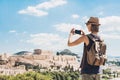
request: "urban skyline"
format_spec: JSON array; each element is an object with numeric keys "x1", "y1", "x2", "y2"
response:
[{"x1": 0, "y1": 0, "x2": 120, "y2": 56}]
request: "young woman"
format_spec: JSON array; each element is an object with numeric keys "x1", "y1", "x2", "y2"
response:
[{"x1": 68, "y1": 17, "x2": 101, "y2": 80}]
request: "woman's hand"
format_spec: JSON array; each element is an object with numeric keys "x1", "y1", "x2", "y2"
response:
[
  {"x1": 80, "y1": 30, "x2": 85, "y2": 35},
  {"x1": 70, "y1": 28, "x2": 75, "y2": 35},
  {"x1": 68, "y1": 28, "x2": 86, "y2": 46},
  {"x1": 68, "y1": 28, "x2": 75, "y2": 37}
]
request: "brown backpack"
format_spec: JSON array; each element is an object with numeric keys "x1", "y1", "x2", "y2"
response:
[{"x1": 87, "y1": 34, "x2": 107, "y2": 66}]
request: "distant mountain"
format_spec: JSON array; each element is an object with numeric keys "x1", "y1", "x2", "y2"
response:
[
  {"x1": 14, "y1": 51, "x2": 32, "y2": 55},
  {"x1": 57, "y1": 49, "x2": 80, "y2": 58}
]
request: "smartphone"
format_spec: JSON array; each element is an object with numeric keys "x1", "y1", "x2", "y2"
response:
[{"x1": 75, "y1": 30, "x2": 81, "y2": 34}]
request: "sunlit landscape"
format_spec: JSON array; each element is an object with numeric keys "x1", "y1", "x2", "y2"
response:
[{"x1": 0, "y1": 0, "x2": 120, "y2": 80}]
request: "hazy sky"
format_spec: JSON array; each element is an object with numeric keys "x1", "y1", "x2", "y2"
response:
[{"x1": 0, "y1": 0, "x2": 120, "y2": 56}]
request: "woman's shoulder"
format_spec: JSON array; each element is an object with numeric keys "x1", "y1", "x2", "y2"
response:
[{"x1": 82, "y1": 35, "x2": 89, "y2": 46}]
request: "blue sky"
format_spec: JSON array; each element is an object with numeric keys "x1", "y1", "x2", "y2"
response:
[{"x1": 0, "y1": 0, "x2": 120, "y2": 56}]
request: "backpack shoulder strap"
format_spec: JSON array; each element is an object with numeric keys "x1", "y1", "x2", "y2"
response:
[
  {"x1": 87, "y1": 34, "x2": 96, "y2": 42},
  {"x1": 87, "y1": 34, "x2": 103, "y2": 42}
]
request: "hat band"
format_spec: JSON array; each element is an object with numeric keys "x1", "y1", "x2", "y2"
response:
[{"x1": 87, "y1": 21, "x2": 99, "y2": 24}]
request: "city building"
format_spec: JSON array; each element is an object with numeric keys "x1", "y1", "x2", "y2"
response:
[{"x1": 0, "y1": 49, "x2": 80, "y2": 75}]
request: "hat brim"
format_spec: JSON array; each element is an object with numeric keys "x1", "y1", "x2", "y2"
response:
[{"x1": 85, "y1": 22, "x2": 101, "y2": 26}]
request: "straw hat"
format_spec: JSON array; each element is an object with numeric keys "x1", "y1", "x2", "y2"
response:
[{"x1": 86, "y1": 17, "x2": 100, "y2": 26}]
